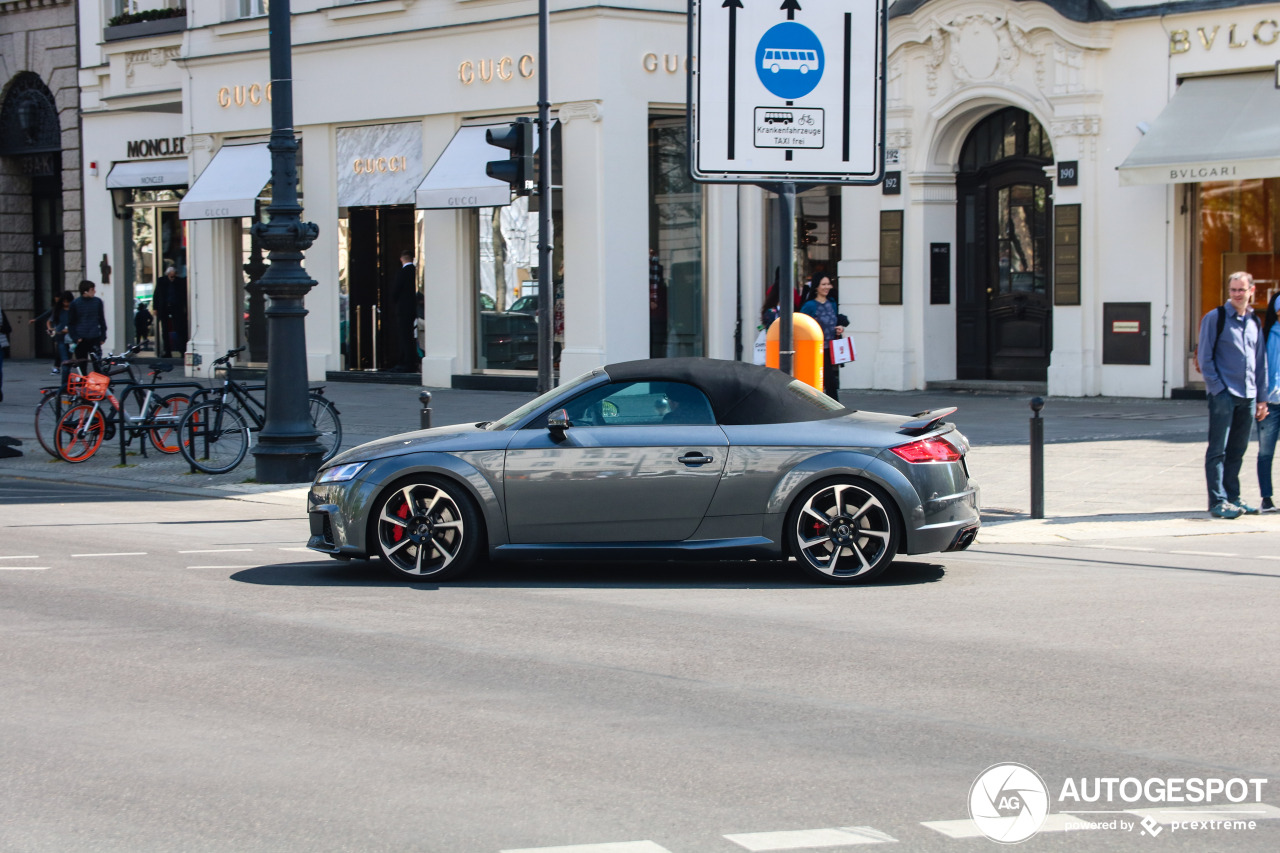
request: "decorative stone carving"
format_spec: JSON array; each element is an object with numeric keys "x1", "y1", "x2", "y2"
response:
[
  {"x1": 887, "y1": 129, "x2": 912, "y2": 151},
  {"x1": 125, "y1": 47, "x2": 180, "y2": 83},
  {"x1": 559, "y1": 101, "x2": 603, "y2": 124},
  {"x1": 922, "y1": 14, "x2": 1044, "y2": 95},
  {"x1": 1052, "y1": 43, "x2": 1084, "y2": 95},
  {"x1": 1050, "y1": 116, "x2": 1100, "y2": 138}
]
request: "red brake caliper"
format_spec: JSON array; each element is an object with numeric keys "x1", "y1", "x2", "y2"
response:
[{"x1": 392, "y1": 500, "x2": 409, "y2": 542}]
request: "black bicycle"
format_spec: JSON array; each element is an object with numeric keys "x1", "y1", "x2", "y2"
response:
[{"x1": 178, "y1": 347, "x2": 342, "y2": 474}]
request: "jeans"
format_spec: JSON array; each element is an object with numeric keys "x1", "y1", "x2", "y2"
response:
[
  {"x1": 1206, "y1": 391, "x2": 1255, "y2": 507},
  {"x1": 1257, "y1": 406, "x2": 1280, "y2": 499}
]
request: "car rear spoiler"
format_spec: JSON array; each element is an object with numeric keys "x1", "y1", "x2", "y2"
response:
[{"x1": 898, "y1": 407, "x2": 957, "y2": 436}]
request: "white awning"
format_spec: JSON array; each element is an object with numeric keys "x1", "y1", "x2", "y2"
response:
[
  {"x1": 106, "y1": 158, "x2": 188, "y2": 189},
  {"x1": 416, "y1": 123, "x2": 549, "y2": 210},
  {"x1": 179, "y1": 142, "x2": 271, "y2": 220},
  {"x1": 1119, "y1": 72, "x2": 1280, "y2": 186}
]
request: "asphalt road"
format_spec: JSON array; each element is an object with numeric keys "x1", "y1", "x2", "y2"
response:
[{"x1": 1, "y1": 479, "x2": 1277, "y2": 853}]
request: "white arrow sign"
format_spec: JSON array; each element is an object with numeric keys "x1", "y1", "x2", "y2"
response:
[{"x1": 690, "y1": 0, "x2": 886, "y2": 184}]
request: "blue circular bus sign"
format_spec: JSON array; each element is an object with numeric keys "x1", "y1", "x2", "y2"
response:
[{"x1": 755, "y1": 22, "x2": 824, "y2": 100}]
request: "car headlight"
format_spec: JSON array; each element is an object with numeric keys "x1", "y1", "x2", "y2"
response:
[{"x1": 317, "y1": 461, "x2": 367, "y2": 483}]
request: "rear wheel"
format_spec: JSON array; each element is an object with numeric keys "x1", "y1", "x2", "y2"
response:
[
  {"x1": 35, "y1": 391, "x2": 72, "y2": 459},
  {"x1": 309, "y1": 395, "x2": 342, "y2": 463},
  {"x1": 179, "y1": 402, "x2": 249, "y2": 474},
  {"x1": 55, "y1": 404, "x2": 106, "y2": 463},
  {"x1": 147, "y1": 393, "x2": 191, "y2": 454},
  {"x1": 786, "y1": 478, "x2": 900, "y2": 584},
  {"x1": 373, "y1": 476, "x2": 480, "y2": 581}
]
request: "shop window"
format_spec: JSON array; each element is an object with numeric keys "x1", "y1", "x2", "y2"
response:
[
  {"x1": 123, "y1": 188, "x2": 187, "y2": 356},
  {"x1": 649, "y1": 115, "x2": 705, "y2": 358},
  {"x1": 474, "y1": 194, "x2": 563, "y2": 373},
  {"x1": 879, "y1": 211, "x2": 903, "y2": 305},
  {"x1": 1197, "y1": 179, "x2": 1280, "y2": 330},
  {"x1": 765, "y1": 185, "x2": 842, "y2": 304}
]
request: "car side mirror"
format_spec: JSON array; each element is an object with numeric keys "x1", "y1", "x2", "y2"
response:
[{"x1": 547, "y1": 408, "x2": 571, "y2": 441}]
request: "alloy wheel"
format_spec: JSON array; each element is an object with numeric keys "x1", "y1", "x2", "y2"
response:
[{"x1": 793, "y1": 481, "x2": 895, "y2": 579}]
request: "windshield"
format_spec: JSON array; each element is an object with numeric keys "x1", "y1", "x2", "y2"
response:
[{"x1": 485, "y1": 369, "x2": 603, "y2": 430}]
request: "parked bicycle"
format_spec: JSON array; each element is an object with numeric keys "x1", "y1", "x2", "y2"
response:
[
  {"x1": 34, "y1": 344, "x2": 145, "y2": 459},
  {"x1": 52, "y1": 352, "x2": 195, "y2": 463},
  {"x1": 179, "y1": 347, "x2": 342, "y2": 474}
]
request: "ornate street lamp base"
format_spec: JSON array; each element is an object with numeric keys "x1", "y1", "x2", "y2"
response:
[{"x1": 253, "y1": 440, "x2": 324, "y2": 483}]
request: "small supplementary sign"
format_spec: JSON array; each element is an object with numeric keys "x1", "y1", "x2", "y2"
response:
[
  {"x1": 754, "y1": 107, "x2": 824, "y2": 149},
  {"x1": 1112, "y1": 320, "x2": 1141, "y2": 334}
]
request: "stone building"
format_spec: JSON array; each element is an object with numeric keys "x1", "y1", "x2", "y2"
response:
[{"x1": 0, "y1": 0, "x2": 83, "y2": 359}]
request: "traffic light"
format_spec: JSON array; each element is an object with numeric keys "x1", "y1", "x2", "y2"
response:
[{"x1": 485, "y1": 117, "x2": 535, "y2": 197}]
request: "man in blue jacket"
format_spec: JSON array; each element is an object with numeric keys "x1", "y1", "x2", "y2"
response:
[
  {"x1": 1197, "y1": 271, "x2": 1268, "y2": 519},
  {"x1": 67, "y1": 279, "x2": 107, "y2": 369}
]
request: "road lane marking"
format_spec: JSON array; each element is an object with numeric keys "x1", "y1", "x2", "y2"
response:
[
  {"x1": 501, "y1": 843, "x2": 673, "y2": 853},
  {"x1": 1170, "y1": 550, "x2": 1234, "y2": 557},
  {"x1": 178, "y1": 549, "x2": 255, "y2": 554},
  {"x1": 725, "y1": 826, "x2": 897, "y2": 849},
  {"x1": 923, "y1": 814, "x2": 1089, "y2": 838},
  {"x1": 278, "y1": 547, "x2": 312, "y2": 552},
  {"x1": 0, "y1": 555, "x2": 40, "y2": 560},
  {"x1": 72, "y1": 552, "x2": 147, "y2": 558},
  {"x1": 1127, "y1": 804, "x2": 1280, "y2": 823},
  {"x1": 1253, "y1": 555, "x2": 1280, "y2": 561},
  {"x1": 0, "y1": 567, "x2": 50, "y2": 571},
  {"x1": 186, "y1": 565, "x2": 260, "y2": 570},
  {"x1": 1077, "y1": 545, "x2": 1153, "y2": 552}
]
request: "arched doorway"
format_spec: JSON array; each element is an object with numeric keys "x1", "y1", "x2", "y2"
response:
[
  {"x1": 955, "y1": 107, "x2": 1054, "y2": 381},
  {"x1": 0, "y1": 72, "x2": 63, "y2": 360}
]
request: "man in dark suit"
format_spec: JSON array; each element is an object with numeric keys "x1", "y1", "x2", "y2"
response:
[{"x1": 391, "y1": 250, "x2": 419, "y2": 372}]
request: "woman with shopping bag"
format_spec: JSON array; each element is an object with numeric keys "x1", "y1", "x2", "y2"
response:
[{"x1": 799, "y1": 274, "x2": 849, "y2": 399}]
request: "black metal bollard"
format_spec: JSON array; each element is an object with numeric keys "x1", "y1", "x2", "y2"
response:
[
  {"x1": 1030, "y1": 396, "x2": 1045, "y2": 519},
  {"x1": 419, "y1": 390, "x2": 432, "y2": 430}
]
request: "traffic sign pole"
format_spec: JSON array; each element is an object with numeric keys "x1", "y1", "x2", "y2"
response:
[{"x1": 777, "y1": 182, "x2": 796, "y2": 375}]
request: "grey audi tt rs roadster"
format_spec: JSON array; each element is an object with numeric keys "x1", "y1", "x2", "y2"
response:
[{"x1": 306, "y1": 358, "x2": 980, "y2": 584}]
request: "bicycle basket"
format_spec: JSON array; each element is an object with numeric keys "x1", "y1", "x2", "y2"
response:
[{"x1": 69, "y1": 372, "x2": 112, "y2": 401}]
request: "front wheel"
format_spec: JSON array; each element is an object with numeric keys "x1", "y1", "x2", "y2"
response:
[
  {"x1": 35, "y1": 391, "x2": 72, "y2": 459},
  {"x1": 373, "y1": 476, "x2": 481, "y2": 581},
  {"x1": 179, "y1": 402, "x2": 249, "y2": 474},
  {"x1": 55, "y1": 404, "x2": 106, "y2": 463},
  {"x1": 786, "y1": 478, "x2": 900, "y2": 584}
]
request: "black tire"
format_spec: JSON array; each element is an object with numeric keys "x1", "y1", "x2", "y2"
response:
[
  {"x1": 309, "y1": 395, "x2": 342, "y2": 463},
  {"x1": 34, "y1": 390, "x2": 71, "y2": 459},
  {"x1": 786, "y1": 477, "x2": 901, "y2": 584},
  {"x1": 179, "y1": 402, "x2": 249, "y2": 474},
  {"x1": 372, "y1": 476, "x2": 481, "y2": 581}
]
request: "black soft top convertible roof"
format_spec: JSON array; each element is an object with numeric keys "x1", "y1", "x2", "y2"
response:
[{"x1": 603, "y1": 358, "x2": 847, "y2": 426}]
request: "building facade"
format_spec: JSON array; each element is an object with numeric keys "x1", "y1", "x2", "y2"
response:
[
  {"x1": 1, "y1": 0, "x2": 83, "y2": 360},
  {"x1": 75, "y1": 0, "x2": 1280, "y2": 398}
]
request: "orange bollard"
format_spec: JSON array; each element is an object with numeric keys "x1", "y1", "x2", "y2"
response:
[{"x1": 765, "y1": 313, "x2": 824, "y2": 391}]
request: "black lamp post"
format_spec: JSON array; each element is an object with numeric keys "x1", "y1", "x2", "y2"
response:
[{"x1": 250, "y1": 0, "x2": 323, "y2": 483}]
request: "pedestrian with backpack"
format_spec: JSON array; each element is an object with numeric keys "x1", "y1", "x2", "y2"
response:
[{"x1": 1197, "y1": 271, "x2": 1268, "y2": 519}]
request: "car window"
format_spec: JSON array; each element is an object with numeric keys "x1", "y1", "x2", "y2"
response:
[{"x1": 561, "y1": 381, "x2": 716, "y2": 427}]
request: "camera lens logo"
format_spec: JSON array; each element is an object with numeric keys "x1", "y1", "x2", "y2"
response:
[{"x1": 969, "y1": 763, "x2": 1050, "y2": 844}]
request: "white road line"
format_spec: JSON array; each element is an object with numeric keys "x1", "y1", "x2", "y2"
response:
[
  {"x1": 922, "y1": 814, "x2": 1089, "y2": 838},
  {"x1": 0, "y1": 555, "x2": 39, "y2": 560},
  {"x1": 277, "y1": 547, "x2": 312, "y2": 552},
  {"x1": 71, "y1": 552, "x2": 147, "y2": 558},
  {"x1": 1253, "y1": 555, "x2": 1280, "y2": 561},
  {"x1": 1075, "y1": 545, "x2": 1154, "y2": 552},
  {"x1": 725, "y1": 826, "x2": 897, "y2": 850},
  {"x1": 501, "y1": 843, "x2": 673, "y2": 853},
  {"x1": 1170, "y1": 550, "x2": 1234, "y2": 557},
  {"x1": 186, "y1": 565, "x2": 259, "y2": 570},
  {"x1": 0, "y1": 567, "x2": 50, "y2": 571},
  {"x1": 178, "y1": 549, "x2": 255, "y2": 554}
]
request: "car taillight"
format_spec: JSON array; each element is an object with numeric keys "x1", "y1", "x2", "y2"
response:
[{"x1": 891, "y1": 437, "x2": 962, "y2": 463}]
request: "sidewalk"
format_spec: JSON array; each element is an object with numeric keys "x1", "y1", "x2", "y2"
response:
[{"x1": 2, "y1": 358, "x2": 1271, "y2": 544}]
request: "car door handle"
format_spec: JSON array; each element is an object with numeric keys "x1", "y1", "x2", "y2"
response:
[{"x1": 678, "y1": 452, "x2": 714, "y2": 466}]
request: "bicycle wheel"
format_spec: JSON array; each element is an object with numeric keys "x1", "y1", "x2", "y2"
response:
[
  {"x1": 147, "y1": 393, "x2": 192, "y2": 454},
  {"x1": 309, "y1": 395, "x2": 343, "y2": 463},
  {"x1": 35, "y1": 391, "x2": 72, "y2": 459},
  {"x1": 179, "y1": 402, "x2": 249, "y2": 474},
  {"x1": 55, "y1": 404, "x2": 106, "y2": 463}
]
